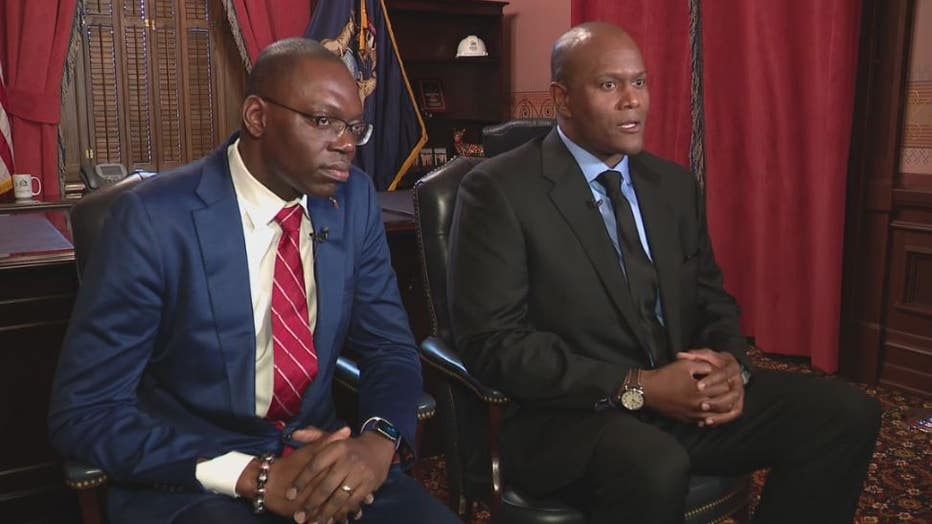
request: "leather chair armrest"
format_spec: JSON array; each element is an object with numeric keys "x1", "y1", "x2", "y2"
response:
[
  {"x1": 334, "y1": 355, "x2": 362, "y2": 391},
  {"x1": 63, "y1": 460, "x2": 108, "y2": 490},
  {"x1": 335, "y1": 356, "x2": 436, "y2": 421},
  {"x1": 416, "y1": 391, "x2": 437, "y2": 421},
  {"x1": 419, "y1": 336, "x2": 510, "y2": 404}
]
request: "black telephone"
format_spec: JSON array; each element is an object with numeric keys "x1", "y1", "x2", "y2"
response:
[{"x1": 80, "y1": 163, "x2": 129, "y2": 191}]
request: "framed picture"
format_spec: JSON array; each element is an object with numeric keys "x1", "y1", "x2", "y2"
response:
[
  {"x1": 419, "y1": 148, "x2": 435, "y2": 170},
  {"x1": 433, "y1": 147, "x2": 448, "y2": 165},
  {"x1": 418, "y1": 79, "x2": 447, "y2": 112}
]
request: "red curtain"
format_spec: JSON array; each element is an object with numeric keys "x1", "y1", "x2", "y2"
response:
[
  {"x1": 702, "y1": 0, "x2": 862, "y2": 372},
  {"x1": 229, "y1": 0, "x2": 316, "y2": 64},
  {"x1": 0, "y1": 1, "x2": 77, "y2": 201},
  {"x1": 571, "y1": 0, "x2": 693, "y2": 166}
]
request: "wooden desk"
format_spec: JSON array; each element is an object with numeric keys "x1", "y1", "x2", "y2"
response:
[
  {"x1": 0, "y1": 201, "x2": 80, "y2": 522},
  {"x1": 379, "y1": 190, "x2": 430, "y2": 342},
  {"x1": 0, "y1": 193, "x2": 429, "y2": 523}
]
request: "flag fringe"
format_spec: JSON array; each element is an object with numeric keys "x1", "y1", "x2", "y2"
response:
[{"x1": 380, "y1": 0, "x2": 427, "y2": 191}]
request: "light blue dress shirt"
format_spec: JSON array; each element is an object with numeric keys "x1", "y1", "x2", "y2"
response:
[
  {"x1": 556, "y1": 126, "x2": 652, "y2": 261},
  {"x1": 556, "y1": 126, "x2": 664, "y2": 324}
]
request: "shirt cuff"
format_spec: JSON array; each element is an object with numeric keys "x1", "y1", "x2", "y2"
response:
[{"x1": 195, "y1": 451, "x2": 256, "y2": 497}]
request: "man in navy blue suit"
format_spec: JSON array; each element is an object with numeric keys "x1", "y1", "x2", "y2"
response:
[{"x1": 50, "y1": 38, "x2": 459, "y2": 524}]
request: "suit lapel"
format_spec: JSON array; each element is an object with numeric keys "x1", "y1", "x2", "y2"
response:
[
  {"x1": 304, "y1": 191, "x2": 346, "y2": 395},
  {"x1": 629, "y1": 155, "x2": 682, "y2": 352},
  {"x1": 193, "y1": 142, "x2": 257, "y2": 417},
  {"x1": 541, "y1": 131, "x2": 653, "y2": 351}
]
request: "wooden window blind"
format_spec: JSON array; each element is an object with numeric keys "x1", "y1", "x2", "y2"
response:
[
  {"x1": 79, "y1": 0, "x2": 219, "y2": 172},
  {"x1": 83, "y1": 0, "x2": 123, "y2": 166},
  {"x1": 182, "y1": 0, "x2": 215, "y2": 161}
]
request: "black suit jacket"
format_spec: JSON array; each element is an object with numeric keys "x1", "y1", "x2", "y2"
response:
[{"x1": 447, "y1": 130, "x2": 748, "y2": 491}]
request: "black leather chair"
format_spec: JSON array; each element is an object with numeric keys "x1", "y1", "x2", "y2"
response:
[
  {"x1": 481, "y1": 119, "x2": 555, "y2": 158},
  {"x1": 62, "y1": 173, "x2": 437, "y2": 523},
  {"x1": 413, "y1": 153, "x2": 752, "y2": 524}
]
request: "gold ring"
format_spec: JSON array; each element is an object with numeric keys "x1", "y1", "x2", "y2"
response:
[{"x1": 340, "y1": 484, "x2": 353, "y2": 493}]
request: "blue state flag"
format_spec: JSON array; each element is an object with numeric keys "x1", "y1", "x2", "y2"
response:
[{"x1": 305, "y1": 0, "x2": 427, "y2": 191}]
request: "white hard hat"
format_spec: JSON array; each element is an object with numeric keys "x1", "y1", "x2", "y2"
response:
[{"x1": 456, "y1": 35, "x2": 488, "y2": 58}]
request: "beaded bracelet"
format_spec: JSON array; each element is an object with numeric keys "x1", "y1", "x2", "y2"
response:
[{"x1": 252, "y1": 452, "x2": 275, "y2": 514}]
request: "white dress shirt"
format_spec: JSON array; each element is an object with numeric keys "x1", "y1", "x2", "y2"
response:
[{"x1": 196, "y1": 139, "x2": 318, "y2": 496}]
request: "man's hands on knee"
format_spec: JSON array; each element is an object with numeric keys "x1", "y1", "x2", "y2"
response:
[
  {"x1": 234, "y1": 426, "x2": 352, "y2": 519},
  {"x1": 677, "y1": 349, "x2": 745, "y2": 427},
  {"x1": 289, "y1": 430, "x2": 395, "y2": 524},
  {"x1": 640, "y1": 358, "x2": 715, "y2": 423},
  {"x1": 639, "y1": 349, "x2": 744, "y2": 427}
]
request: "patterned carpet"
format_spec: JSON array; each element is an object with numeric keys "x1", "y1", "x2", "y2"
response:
[{"x1": 419, "y1": 349, "x2": 932, "y2": 524}]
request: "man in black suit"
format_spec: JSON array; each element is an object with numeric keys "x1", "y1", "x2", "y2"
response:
[{"x1": 448, "y1": 22, "x2": 881, "y2": 524}]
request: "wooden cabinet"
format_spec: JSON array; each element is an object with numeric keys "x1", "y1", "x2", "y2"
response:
[
  {"x1": 386, "y1": 0, "x2": 508, "y2": 187},
  {"x1": 841, "y1": 0, "x2": 932, "y2": 397},
  {"x1": 0, "y1": 202, "x2": 81, "y2": 523}
]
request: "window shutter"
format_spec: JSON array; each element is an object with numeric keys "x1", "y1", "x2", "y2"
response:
[
  {"x1": 79, "y1": 0, "x2": 223, "y2": 172},
  {"x1": 122, "y1": 0, "x2": 155, "y2": 169},
  {"x1": 183, "y1": 0, "x2": 217, "y2": 160},
  {"x1": 82, "y1": 0, "x2": 124, "y2": 164},
  {"x1": 150, "y1": 0, "x2": 184, "y2": 169}
]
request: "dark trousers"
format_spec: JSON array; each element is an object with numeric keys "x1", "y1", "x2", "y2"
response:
[
  {"x1": 173, "y1": 468, "x2": 461, "y2": 524},
  {"x1": 515, "y1": 371, "x2": 881, "y2": 524}
]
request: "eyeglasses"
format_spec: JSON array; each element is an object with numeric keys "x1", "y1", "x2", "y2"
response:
[{"x1": 258, "y1": 95, "x2": 373, "y2": 146}]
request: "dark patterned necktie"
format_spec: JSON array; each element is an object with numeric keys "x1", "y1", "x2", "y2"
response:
[{"x1": 597, "y1": 170, "x2": 670, "y2": 366}]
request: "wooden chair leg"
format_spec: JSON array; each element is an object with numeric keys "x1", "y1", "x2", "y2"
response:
[
  {"x1": 731, "y1": 502, "x2": 751, "y2": 524},
  {"x1": 411, "y1": 422, "x2": 426, "y2": 482},
  {"x1": 77, "y1": 488, "x2": 104, "y2": 524}
]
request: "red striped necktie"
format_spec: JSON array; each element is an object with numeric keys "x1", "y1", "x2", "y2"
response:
[{"x1": 266, "y1": 204, "x2": 319, "y2": 424}]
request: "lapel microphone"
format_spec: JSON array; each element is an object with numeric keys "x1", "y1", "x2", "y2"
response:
[{"x1": 310, "y1": 227, "x2": 329, "y2": 243}]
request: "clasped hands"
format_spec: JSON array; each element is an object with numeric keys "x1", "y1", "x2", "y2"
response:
[
  {"x1": 236, "y1": 425, "x2": 396, "y2": 523},
  {"x1": 640, "y1": 349, "x2": 745, "y2": 427}
]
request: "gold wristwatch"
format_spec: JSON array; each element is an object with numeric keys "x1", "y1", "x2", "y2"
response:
[{"x1": 613, "y1": 368, "x2": 645, "y2": 411}]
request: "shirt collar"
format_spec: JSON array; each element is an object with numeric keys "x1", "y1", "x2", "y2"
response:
[
  {"x1": 556, "y1": 125, "x2": 631, "y2": 189},
  {"x1": 228, "y1": 138, "x2": 308, "y2": 229}
]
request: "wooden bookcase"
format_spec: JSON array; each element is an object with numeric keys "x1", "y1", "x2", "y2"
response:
[{"x1": 385, "y1": 0, "x2": 508, "y2": 186}]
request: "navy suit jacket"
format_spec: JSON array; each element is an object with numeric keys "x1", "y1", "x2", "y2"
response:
[{"x1": 49, "y1": 138, "x2": 422, "y2": 522}]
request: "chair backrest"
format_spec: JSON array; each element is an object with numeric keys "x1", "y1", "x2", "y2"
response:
[
  {"x1": 413, "y1": 155, "x2": 493, "y2": 512},
  {"x1": 71, "y1": 173, "x2": 154, "y2": 278},
  {"x1": 413, "y1": 155, "x2": 484, "y2": 340},
  {"x1": 481, "y1": 119, "x2": 554, "y2": 158}
]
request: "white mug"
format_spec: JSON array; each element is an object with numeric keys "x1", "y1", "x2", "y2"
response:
[{"x1": 12, "y1": 173, "x2": 41, "y2": 201}]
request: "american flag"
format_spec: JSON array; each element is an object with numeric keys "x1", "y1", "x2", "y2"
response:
[{"x1": 0, "y1": 60, "x2": 13, "y2": 194}]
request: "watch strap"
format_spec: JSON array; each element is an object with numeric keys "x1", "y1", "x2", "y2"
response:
[{"x1": 361, "y1": 416, "x2": 402, "y2": 451}]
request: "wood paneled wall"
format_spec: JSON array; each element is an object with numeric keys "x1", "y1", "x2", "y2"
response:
[{"x1": 841, "y1": 0, "x2": 932, "y2": 397}]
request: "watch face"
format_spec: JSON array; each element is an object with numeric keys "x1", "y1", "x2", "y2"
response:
[
  {"x1": 620, "y1": 389, "x2": 644, "y2": 411},
  {"x1": 375, "y1": 419, "x2": 401, "y2": 441}
]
